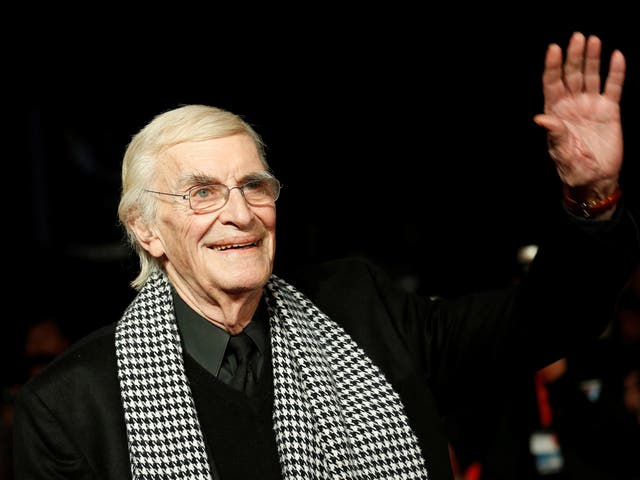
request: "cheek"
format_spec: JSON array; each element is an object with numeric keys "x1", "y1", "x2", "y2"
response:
[
  {"x1": 257, "y1": 209, "x2": 277, "y2": 231},
  {"x1": 180, "y1": 217, "x2": 213, "y2": 243},
  {"x1": 156, "y1": 208, "x2": 210, "y2": 245}
]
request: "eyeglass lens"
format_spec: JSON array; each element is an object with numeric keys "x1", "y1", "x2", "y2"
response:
[{"x1": 189, "y1": 178, "x2": 280, "y2": 211}]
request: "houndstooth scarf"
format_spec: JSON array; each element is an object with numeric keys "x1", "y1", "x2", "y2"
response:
[{"x1": 115, "y1": 271, "x2": 428, "y2": 479}]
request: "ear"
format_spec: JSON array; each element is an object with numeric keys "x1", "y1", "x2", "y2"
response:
[{"x1": 129, "y1": 216, "x2": 165, "y2": 258}]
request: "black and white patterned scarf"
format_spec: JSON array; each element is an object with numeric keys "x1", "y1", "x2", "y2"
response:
[{"x1": 115, "y1": 271, "x2": 428, "y2": 479}]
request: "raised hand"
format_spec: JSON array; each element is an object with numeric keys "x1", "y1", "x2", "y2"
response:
[{"x1": 534, "y1": 32, "x2": 625, "y2": 200}]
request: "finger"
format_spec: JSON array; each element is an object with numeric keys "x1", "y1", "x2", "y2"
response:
[
  {"x1": 583, "y1": 35, "x2": 602, "y2": 94},
  {"x1": 564, "y1": 32, "x2": 586, "y2": 94},
  {"x1": 603, "y1": 49, "x2": 626, "y2": 103},
  {"x1": 541, "y1": 43, "x2": 566, "y2": 110}
]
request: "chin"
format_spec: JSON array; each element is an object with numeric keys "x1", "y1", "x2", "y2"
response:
[{"x1": 220, "y1": 269, "x2": 271, "y2": 293}]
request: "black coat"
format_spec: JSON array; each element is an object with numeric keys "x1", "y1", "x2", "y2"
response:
[{"x1": 13, "y1": 209, "x2": 640, "y2": 479}]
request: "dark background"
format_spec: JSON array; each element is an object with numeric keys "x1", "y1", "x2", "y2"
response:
[{"x1": 3, "y1": 11, "x2": 639, "y2": 379}]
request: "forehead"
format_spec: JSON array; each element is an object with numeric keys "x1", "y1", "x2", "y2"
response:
[{"x1": 160, "y1": 133, "x2": 263, "y2": 179}]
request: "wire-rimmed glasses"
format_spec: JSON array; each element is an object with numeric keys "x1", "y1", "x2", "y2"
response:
[{"x1": 145, "y1": 176, "x2": 281, "y2": 213}]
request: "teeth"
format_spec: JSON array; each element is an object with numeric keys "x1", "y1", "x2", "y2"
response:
[{"x1": 212, "y1": 242, "x2": 256, "y2": 251}]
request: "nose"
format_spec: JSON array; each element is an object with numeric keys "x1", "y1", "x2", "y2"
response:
[{"x1": 218, "y1": 186, "x2": 253, "y2": 225}]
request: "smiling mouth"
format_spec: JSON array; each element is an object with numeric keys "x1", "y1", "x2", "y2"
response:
[{"x1": 210, "y1": 240, "x2": 260, "y2": 251}]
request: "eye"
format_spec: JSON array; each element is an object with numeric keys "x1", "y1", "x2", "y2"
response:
[
  {"x1": 243, "y1": 179, "x2": 265, "y2": 192},
  {"x1": 193, "y1": 186, "x2": 214, "y2": 199}
]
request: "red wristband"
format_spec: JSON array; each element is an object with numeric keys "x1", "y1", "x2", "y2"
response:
[{"x1": 563, "y1": 184, "x2": 622, "y2": 218}]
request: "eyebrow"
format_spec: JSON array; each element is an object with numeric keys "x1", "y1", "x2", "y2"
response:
[{"x1": 176, "y1": 171, "x2": 274, "y2": 190}]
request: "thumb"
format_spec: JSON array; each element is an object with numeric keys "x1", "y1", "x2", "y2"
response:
[{"x1": 533, "y1": 114, "x2": 567, "y2": 146}]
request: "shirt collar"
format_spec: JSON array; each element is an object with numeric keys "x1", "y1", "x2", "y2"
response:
[{"x1": 172, "y1": 288, "x2": 268, "y2": 376}]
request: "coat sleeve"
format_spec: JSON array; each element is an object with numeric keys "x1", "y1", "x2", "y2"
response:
[{"x1": 419, "y1": 204, "x2": 640, "y2": 414}]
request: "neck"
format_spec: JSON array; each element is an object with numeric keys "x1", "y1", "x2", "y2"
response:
[{"x1": 170, "y1": 280, "x2": 263, "y2": 335}]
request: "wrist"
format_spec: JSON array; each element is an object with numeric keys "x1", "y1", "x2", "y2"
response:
[{"x1": 563, "y1": 184, "x2": 622, "y2": 219}]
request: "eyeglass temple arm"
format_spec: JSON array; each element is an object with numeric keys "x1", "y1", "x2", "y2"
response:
[{"x1": 144, "y1": 189, "x2": 189, "y2": 200}]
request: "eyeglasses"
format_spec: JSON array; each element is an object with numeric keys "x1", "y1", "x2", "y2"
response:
[{"x1": 145, "y1": 177, "x2": 281, "y2": 213}]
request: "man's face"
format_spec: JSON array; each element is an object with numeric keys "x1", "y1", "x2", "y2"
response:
[{"x1": 140, "y1": 133, "x2": 277, "y2": 308}]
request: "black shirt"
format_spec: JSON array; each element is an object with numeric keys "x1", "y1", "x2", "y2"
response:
[{"x1": 171, "y1": 289, "x2": 268, "y2": 383}]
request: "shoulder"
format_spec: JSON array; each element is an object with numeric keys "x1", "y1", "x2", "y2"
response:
[
  {"x1": 282, "y1": 255, "x2": 390, "y2": 298},
  {"x1": 12, "y1": 323, "x2": 130, "y2": 477},
  {"x1": 278, "y1": 255, "x2": 420, "y2": 324},
  {"x1": 18, "y1": 323, "x2": 118, "y2": 401}
]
